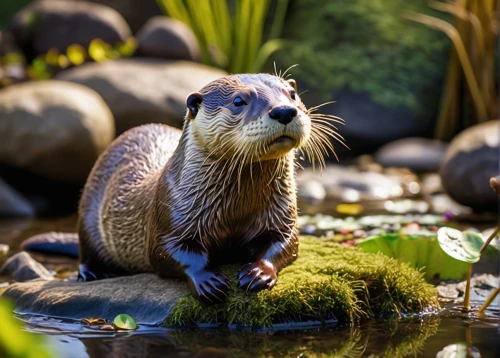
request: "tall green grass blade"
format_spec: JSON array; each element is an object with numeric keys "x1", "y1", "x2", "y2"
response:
[
  {"x1": 211, "y1": 0, "x2": 232, "y2": 57},
  {"x1": 269, "y1": 0, "x2": 289, "y2": 40},
  {"x1": 156, "y1": 0, "x2": 288, "y2": 74},
  {"x1": 247, "y1": 0, "x2": 270, "y2": 72},
  {"x1": 231, "y1": 0, "x2": 252, "y2": 73},
  {"x1": 252, "y1": 39, "x2": 288, "y2": 73}
]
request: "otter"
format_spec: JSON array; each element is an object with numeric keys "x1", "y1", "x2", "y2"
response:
[{"x1": 75, "y1": 73, "x2": 343, "y2": 304}]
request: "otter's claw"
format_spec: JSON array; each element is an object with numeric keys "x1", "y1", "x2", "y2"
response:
[
  {"x1": 188, "y1": 269, "x2": 230, "y2": 304},
  {"x1": 237, "y1": 261, "x2": 277, "y2": 293}
]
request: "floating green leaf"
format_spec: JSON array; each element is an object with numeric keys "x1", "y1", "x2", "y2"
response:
[
  {"x1": 359, "y1": 233, "x2": 470, "y2": 280},
  {"x1": 113, "y1": 314, "x2": 137, "y2": 330},
  {"x1": 437, "y1": 227, "x2": 481, "y2": 264}
]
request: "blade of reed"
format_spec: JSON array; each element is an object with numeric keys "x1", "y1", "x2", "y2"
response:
[
  {"x1": 211, "y1": 0, "x2": 233, "y2": 57},
  {"x1": 405, "y1": 12, "x2": 489, "y2": 128},
  {"x1": 252, "y1": 39, "x2": 288, "y2": 73},
  {"x1": 269, "y1": 0, "x2": 290, "y2": 40},
  {"x1": 231, "y1": 0, "x2": 252, "y2": 73},
  {"x1": 157, "y1": 0, "x2": 192, "y2": 28},
  {"x1": 246, "y1": 0, "x2": 270, "y2": 73}
]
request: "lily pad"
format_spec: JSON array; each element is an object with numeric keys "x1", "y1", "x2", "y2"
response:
[
  {"x1": 437, "y1": 227, "x2": 481, "y2": 264},
  {"x1": 113, "y1": 314, "x2": 137, "y2": 330},
  {"x1": 358, "y1": 232, "x2": 471, "y2": 280}
]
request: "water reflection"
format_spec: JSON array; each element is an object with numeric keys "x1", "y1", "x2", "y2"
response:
[{"x1": 22, "y1": 312, "x2": 499, "y2": 358}]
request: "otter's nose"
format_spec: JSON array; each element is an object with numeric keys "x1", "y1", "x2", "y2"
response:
[{"x1": 269, "y1": 106, "x2": 297, "y2": 125}]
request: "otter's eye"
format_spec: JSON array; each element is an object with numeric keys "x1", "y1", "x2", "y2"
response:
[
  {"x1": 290, "y1": 91, "x2": 296, "y2": 100},
  {"x1": 233, "y1": 96, "x2": 247, "y2": 107}
]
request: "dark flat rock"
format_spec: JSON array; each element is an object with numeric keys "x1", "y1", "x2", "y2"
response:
[
  {"x1": 21, "y1": 232, "x2": 79, "y2": 257},
  {"x1": 2, "y1": 274, "x2": 188, "y2": 325}
]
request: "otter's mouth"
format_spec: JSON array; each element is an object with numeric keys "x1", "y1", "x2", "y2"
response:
[{"x1": 269, "y1": 135, "x2": 296, "y2": 146}]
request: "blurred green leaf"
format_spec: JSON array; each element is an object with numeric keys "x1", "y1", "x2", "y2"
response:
[
  {"x1": 66, "y1": 44, "x2": 86, "y2": 66},
  {"x1": 44, "y1": 48, "x2": 59, "y2": 66},
  {"x1": 0, "y1": 298, "x2": 54, "y2": 358},
  {"x1": 115, "y1": 37, "x2": 137, "y2": 58},
  {"x1": 2, "y1": 52, "x2": 25, "y2": 65},
  {"x1": 28, "y1": 57, "x2": 51, "y2": 80},
  {"x1": 88, "y1": 39, "x2": 112, "y2": 63}
]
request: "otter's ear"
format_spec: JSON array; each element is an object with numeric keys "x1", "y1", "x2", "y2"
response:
[
  {"x1": 287, "y1": 79, "x2": 297, "y2": 92},
  {"x1": 186, "y1": 92, "x2": 203, "y2": 119}
]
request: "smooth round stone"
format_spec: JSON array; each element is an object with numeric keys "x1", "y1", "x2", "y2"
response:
[
  {"x1": 440, "y1": 120, "x2": 499, "y2": 211},
  {"x1": 10, "y1": 0, "x2": 132, "y2": 57},
  {"x1": 297, "y1": 179, "x2": 326, "y2": 202},
  {"x1": 55, "y1": 58, "x2": 227, "y2": 134},
  {"x1": 374, "y1": 137, "x2": 448, "y2": 172},
  {"x1": 136, "y1": 17, "x2": 200, "y2": 62},
  {"x1": 0, "y1": 81, "x2": 115, "y2": 184}
]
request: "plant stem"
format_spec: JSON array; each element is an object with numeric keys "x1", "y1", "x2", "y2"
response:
[
  {"x1": 477, "y1": 288, "x2": 500, "y2": 314},
  {"x1": 479, "y1": 225, "x2": 499, "y2": 253},
  {"x1": 463, "y1": 264, "x2": 472, "y2": 310}
]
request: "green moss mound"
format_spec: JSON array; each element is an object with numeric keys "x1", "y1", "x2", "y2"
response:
[{"x1": 167, "y1": 237, "x2": 438, "y2": 327}]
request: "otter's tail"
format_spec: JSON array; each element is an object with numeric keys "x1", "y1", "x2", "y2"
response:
[{"x1": 21, "y1": 232, "x2": 79, "y2": 258}]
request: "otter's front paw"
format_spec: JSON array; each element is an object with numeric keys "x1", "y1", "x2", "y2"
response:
[
  {"x1": 187, "y1": 269, "x2": 231, "y2": 304},
  {"x1": 237, "y1": 261, "x2": 277, "y2": 293}
]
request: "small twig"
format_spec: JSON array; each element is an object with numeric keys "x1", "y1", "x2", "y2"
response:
[
  {"x1": 480, "y1": 225, "x2": 500, "y2": 253},
  {"x1": 477, "y1": 288, "x2": 500, "y2": 314},
  {"x1": 463, "y1": 264, "x2": 472, "y2": 310}
]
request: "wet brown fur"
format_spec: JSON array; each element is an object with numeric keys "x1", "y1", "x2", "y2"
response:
[{"x1": 77, "y1": 73, "x2": 344, "y2": 303}]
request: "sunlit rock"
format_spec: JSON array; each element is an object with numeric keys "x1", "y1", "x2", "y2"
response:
[
  {"x1": 0, "y1": 81, "x2": 115, "y2": 184},
  {"x1": 56, "y1": 58, "x2": 227, "y2": 134}
]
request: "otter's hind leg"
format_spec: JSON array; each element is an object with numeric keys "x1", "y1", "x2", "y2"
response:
[{"x1": 77, "y1": 224, "x2": 111, "y2": 282}]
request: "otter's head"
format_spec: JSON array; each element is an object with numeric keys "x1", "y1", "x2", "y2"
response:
[{"x1": 185, "y1": 73, "x2": 343, "y2": 166}]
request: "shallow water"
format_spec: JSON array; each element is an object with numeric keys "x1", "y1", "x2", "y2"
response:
[
  {"x1": 18, "y1": 310, "x2": 500, "y2": 357},
  {"x1": 2, "y1": 212, "x2": 499, "y2": 357}
]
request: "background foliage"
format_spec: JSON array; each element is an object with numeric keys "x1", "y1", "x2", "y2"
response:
[{"x1": 279, "y1": 0, "x2": 452, "y2": 113}]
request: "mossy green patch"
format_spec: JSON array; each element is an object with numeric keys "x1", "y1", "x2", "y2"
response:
[{"x1": 167, "y1": 236, "x2": 438, "y2": 327}]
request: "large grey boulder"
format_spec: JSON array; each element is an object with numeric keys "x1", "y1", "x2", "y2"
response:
[
  {"x1": 10, "y1": 0, "x2": 132, "y2": 58},
  {"x1": 136, "y1": 17, "x2": 200, "y2": 62},
  {"x1": 2, "y1": 274, "x2": 188, "y2": 324},
  {"x1": 55, "y1": 58, "x2": 227, "y2": 134},
  {"x1": 0, "y1": 81, "x2": 115, "y2": 184},
  {"x1": 440, "y1": 120, "x2": 499, "y2": 211}
]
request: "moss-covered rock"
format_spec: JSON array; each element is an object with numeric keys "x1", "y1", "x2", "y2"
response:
[{"x1": 167, "y1": 236, "x2": 438, "y2": 327}]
